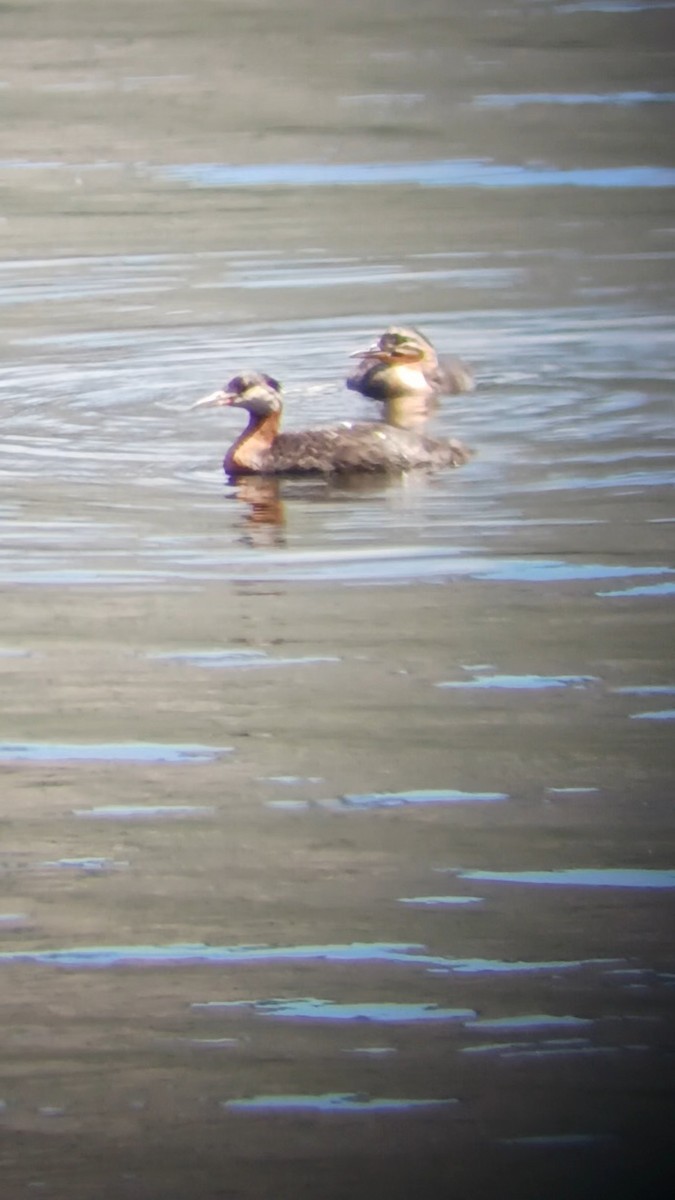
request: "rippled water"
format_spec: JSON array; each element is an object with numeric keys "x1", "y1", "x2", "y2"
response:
[{"x1": 1, "y1": 2, "x2": 674, "y2": 1199}]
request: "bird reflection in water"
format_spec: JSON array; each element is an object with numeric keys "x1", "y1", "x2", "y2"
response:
[
  {"x1": 230, "y1": 470, "x2": 438, "y2": 549},
  {"x1": 228, "y1": 476, "x2": 286, "y2": 547}
]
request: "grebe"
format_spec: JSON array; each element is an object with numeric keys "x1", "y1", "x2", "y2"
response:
[
  {"x1": 347, "y1": 326, "x2": 474, "y2": 401},
  {"x1": 192, "y1": 372, "x2": 471, "y2": 477}
]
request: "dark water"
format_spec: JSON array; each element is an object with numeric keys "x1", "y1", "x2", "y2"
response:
[{"x1": 1, "y1": 2, "x2": 674, "y2": 1198}]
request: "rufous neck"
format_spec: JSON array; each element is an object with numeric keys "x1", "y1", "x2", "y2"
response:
[{"x1": 225, "y1": 408, "x2": 281, "y2": 474}]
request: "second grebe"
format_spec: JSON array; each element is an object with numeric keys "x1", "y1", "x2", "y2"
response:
[{"x1": 347, "y1": 326, "x2": 474, "y2": 401}]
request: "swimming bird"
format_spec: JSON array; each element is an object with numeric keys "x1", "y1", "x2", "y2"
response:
[
  {"x1": 347, "y1": 326, "x2": 474, "y2": 401},
  {"x1": 192, "y1": 371, "x2": 471, "y2": 478}
]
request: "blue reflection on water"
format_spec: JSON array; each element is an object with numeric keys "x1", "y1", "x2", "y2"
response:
[
  {"x1": 149, "y1": 650, "x2": 340, "y2": 669},
  {"x1": 454, "y1": 868, "x2": 675, "y2": 888},
  {"x1": 399, "y1": 896, "x2": 484, "y2": 907},
  {"x1": 0, "y1": 940, "x2": 620, "y2": 973},
  {"x1": 38, "y1": 857, "x2": 129, "y2": 873},
  {"x1": 72, "y1": 805, "x2": 214, "y2": 819},
  {"x1": 629, "y1": 709, "x2": 675, "y2": 720},
  {"x1": 192, "y1": 998, "x2": 477, "y2": 1023},
  {"x1": 327, "y1": 789, "x2": 508, "y2": 809},
  {"x1": 437, "y1": 673, "x2": 598, "y2": 690},
  {"x1": 473, "y1": 563, "x2": 673, "y2": 584},
  {"x1": 156, "y1": 160, "x2": 675, "y2": 190},
  {"x1": 0, "y1": 742, "x2": 232, "y2": 763},
  {"x1": 3, "y1": 555, "x2": 672, "y2": 589},
  {"x1": 597, "y1": 581, "x2": 675, "y2": 597},
  {"x1": 475, "y1": 91, "x2": 675, "y2": 108},
  {"x1": 268, "y1": 790, "x2": 508, "y2": 812}
]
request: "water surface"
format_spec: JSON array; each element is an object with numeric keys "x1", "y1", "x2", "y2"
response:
[{"x1": 1, "y1": 2, "x2": 673, "y2": 1199}]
